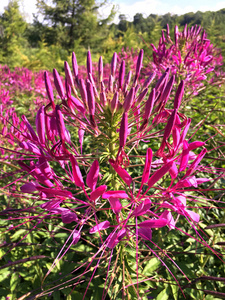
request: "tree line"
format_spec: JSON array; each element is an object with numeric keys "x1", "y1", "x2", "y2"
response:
[{"x1": 0, "y1": 0, "x2": 225, "y2": 70}]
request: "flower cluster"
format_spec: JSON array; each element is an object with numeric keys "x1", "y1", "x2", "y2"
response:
[
  {"x1": 0, "y1": 48, "x2": 223, "y2": 298},
  {"x1": 147, "y1": 24, "x2": 224, "y2": 96}
]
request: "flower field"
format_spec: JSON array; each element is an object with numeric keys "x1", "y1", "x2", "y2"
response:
[{"x1": 0, "y1": 25, "x2": 225, "y2": 300}]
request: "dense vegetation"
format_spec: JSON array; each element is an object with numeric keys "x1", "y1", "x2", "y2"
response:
[
  {"x1": 1, "y1": 0, "x2": 225, "y2": 70},
  {"x1": 0, "y1": 1, "x2": 225, "y2": 300}
]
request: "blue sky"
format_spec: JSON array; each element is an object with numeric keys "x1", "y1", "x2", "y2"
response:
[{"x1": 0, "y1": 0, "x2": 225, "y2": 23}]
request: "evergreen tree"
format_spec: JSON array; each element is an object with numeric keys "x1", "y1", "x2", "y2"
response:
[
  {"x1": 0, "y1": 0, "x2": 27, "y2": 67},
  {"x1": 36, "y1": 0, "x2": 115, "y2": 50}
]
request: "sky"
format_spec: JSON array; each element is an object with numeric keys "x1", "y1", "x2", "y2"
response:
[{"x1": 0, "y1": 0, "x2": 225, "y2": 23}]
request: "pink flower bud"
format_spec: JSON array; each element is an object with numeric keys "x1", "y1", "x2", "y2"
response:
[
  {"x1": 111, "y1": 92, "x2": 119, "y2": 113},
  {"x1": 118, "y1": 60, "x2": 125, "y2": 89},
  {"x1": 136, "y1": 88, "x2": 148, "y2": 106},
  {"x1": 35, "y1": 106, "x2": 45, "y2": 145},
  {"x1": 44, "y1": 71, "x2": 55, "y2": 109},
  {"x1": 160, "y1": 75, "x2": 175, "y2": 108},
  {"x1": 111, "y1": 52, "x2": 117, "y2": 78},
  {"x1": 169, "y1": 161, "x2": 178, "y2": 179},
  {"x1": 87, "y1": 51, "x2": 92, "y2": 75},
  {"x1": 72, "y1": 52, "x2": 78, "y2": 79},
  {"x1": 123, "y1": 87, "x2": 135, "y2": 112},
  {"x1": 53, "y1": 68, "x2": 65, "y2": 99},
  {"x1": 144, "y1": 88, "x2": 155, "y2": 120},
  {"x1": 100, "y1": 91, "x2": 107, "y2": 107},
  {"x1": 188, "y1": 141, "x2": 205, "y2": 151},
  {"x1": 22, "y1": 115, "x2": 39, "y2": 143},
  {"x1": 86, "y1": 81, "x2": 95, "y2": 116},
  {"x1": 142, "y1": 72, "x2": 156, "y2": 90},
  {"x1": 55, "y1": 105, "x2": 66, "y2": 144},
  {"x1": 79, "y1": 79, "x2": 88, "y2": 108},
  {"x1": 98, "y1": 56, "x2": 103, "y2": 82},
  {"x1": 123, "y1": 70, "x2": 132, "y2": 93},
  {"x1": 133, "y1": 49, "x2": 144, "y2": 85},
  {"x1": 64, "y1": 61, "x2": 74, "y2": 87},
  {"x1": 174, "y1": 80, "x2": 184, "y2": 110},
  {"x1": 141, "y1": 148, "x2": 153, "y2": 185},
  {"x1": 108, "y1": 75, "x2": 113, "y2": 92},
  {"x1": 119, "y1": 112, "x2": 128, "y2": 148}
]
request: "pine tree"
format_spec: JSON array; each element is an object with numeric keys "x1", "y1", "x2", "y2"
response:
[
  {"x1": 36, "y1": 0, "x2": 115, "y2": 50},
  {"x1": 0, "y1": 0, "x2": 27, "y2": 67}
]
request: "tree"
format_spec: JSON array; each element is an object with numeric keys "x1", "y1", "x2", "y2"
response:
[
  {"x1": 36, "y1": 0, "x2": 115, "y2": 50},
  {"x1": 0, "y1": 0, "x2": 27, "y2": 67}
]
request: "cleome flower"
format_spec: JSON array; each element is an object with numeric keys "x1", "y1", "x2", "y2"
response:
[{"x1": 0, "y1": 47, "x2": 223, "y2": 299}]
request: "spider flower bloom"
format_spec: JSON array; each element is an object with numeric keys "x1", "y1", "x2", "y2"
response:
[
  {"x1": 148, "y1": 24, "x2": 224, "y2": 97},
  {"x1": 2, "y1": 47, "x2": 222, "y2": 300}
]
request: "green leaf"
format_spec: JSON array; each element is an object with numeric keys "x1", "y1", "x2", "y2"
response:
[
  {"x1": 10, "y1": 272, "x2": 20, "y2": 293},
  {"x1": 143, "y1": 258, "x2": 161, "y2": 275},
  {"x1": 10, "y1": 229, "x2": 26, "y2": 241},
  {"x1": 156, "y1": 287, "x2": 169, "y2": 300}
]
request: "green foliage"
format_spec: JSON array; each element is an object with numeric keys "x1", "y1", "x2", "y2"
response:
[{"x1": 0, "y1": 0, "x2": 27, "y2": 67}]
